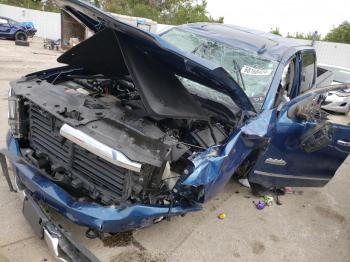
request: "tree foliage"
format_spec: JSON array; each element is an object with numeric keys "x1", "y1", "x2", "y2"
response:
[
  {"x1": 0, "y1": 0, "x2": 59, "y2": 12},
  {"x1": 325, "y1": 21, "x2": 350, "y2": 44},
  {"x1": 270, "y1": 27, "x2": 281, "y2": 36},
  {"x1": 0, "y1": 0, "x2": 222, "y2": 24},
  {"x1": 287, "y1": 31, "x2": 321, "y2": 41},
  {"x1": 100, "y1": 0, "x2": 223, "y2": 24}
]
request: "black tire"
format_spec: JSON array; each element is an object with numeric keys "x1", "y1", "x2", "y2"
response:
[
  {"x1": 15, "y1": 40, "x2": 30, "y2": 47},
  {"x1": 15, "y1": 31, "x2": 28, "y2": 41}
]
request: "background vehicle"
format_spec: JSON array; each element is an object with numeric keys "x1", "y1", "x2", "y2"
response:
[
  {"x1": 0, "y1": 16, "x2": 29, "y2": 41},
  {"x1": 319, "y1": 65, "x2": 350, "y2": 114},
  {"x1": 0, "y1": 16, "x2": 37, "y2": 40}
]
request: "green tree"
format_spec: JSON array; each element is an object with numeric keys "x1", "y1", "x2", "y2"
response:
[
  {"x1": 0, "y1": 0, "x2": 222, "y2": 24},
  {"x1": 270, "y1": 27, "x2": 281, "y2": 36},
  {"x1": 0, "y1": 0, "x2": 59, "y2": 12},
  {"x1": 102, "y1": 0, "x2": 223, "y2": 24},
  {"x1": 287, "y1": 31, "x2": 321, "y2": 41},
  {"x1": 325, "y1": 21, "x2": 350, "y2": 44}
]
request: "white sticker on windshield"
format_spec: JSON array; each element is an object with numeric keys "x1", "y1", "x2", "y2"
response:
[{"x1": 241, "y1": 65, "x2": 273, "y2": 76}]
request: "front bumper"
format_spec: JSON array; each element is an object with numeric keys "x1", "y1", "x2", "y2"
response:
[
  {"x1": 6, "y1": 133, "x2": 201, "y2": 233},
  {"x1": 22, "y1": 193, "x2": 99, "y2": 262},
  {"x1": 25, "y1": 28, "x2": 37, "y2": 37}
]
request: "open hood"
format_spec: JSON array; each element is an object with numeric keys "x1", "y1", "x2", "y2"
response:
[{"x1": 56, "y1": 0, "x2": 256, "y2": 114}]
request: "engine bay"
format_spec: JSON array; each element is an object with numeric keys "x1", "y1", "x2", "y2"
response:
[{"x1": 10, "y1": 69, "x2": 241, "y2": 207}]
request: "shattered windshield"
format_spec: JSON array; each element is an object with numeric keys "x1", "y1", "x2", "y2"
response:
[{"x1": 161, "y1": 28, "x2": 278, "y2": 107}]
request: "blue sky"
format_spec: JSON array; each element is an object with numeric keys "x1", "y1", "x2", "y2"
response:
[{"x1": 206, "y1": 0, "x2": 349, "y2": 36}]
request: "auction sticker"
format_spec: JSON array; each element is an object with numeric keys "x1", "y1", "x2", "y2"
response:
[{"x1": 241, "y1": 65, "x2": 272, "y2": 76}]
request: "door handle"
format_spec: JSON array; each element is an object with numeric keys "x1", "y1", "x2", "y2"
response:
[{"x1": 337, "y1": 140, "x2": 350, "y2": 147}]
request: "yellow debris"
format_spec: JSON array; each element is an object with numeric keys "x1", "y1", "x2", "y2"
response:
[{"x1": 218, "y1": 213, "x2": 226, "y2": 220}]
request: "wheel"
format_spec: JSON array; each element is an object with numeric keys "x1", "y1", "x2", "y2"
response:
[
  {"x1": 15, "y1": 31, "x2": 28, "y2": 41},
  {"x1": 15, "y1": 40, "x2": 29, "y2": 47}
]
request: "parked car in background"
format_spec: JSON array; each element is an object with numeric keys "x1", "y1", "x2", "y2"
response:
[
  {"x1": 0, "y1": 16, "x2": 36, "y2": 41},
  {"x1": 319, "y1": 65, "x2": 350, "y2": 114},
  {"x1": 4, "y1": 0, "x2": 350, "y2": 260},
  {"x1": 319, "y1": 64, "x2": 350, "y2": 85}
]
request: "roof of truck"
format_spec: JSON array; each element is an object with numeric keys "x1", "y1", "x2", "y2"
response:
[{"x1": 176, "y1": 23, "x2": 314, "y2": 61}]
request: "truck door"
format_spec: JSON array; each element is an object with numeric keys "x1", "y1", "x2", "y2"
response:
[
  {"x1": 249, "y1": 86, "x2": 350, "y2": 188},
  {"x1": 0, "y1": 18, "x2": 11, "y2": 37}
]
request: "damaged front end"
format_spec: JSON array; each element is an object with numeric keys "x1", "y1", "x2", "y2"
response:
[
  {"x1": 6, "y1": 69, "x2": 249, "y2": 233},
  {"x1": 3, "y1": 0, "x2": 267, "y2": 238}
]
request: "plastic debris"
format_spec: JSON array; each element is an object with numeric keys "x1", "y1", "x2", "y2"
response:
[
  {"x1": 263, "y1": 195, "x2": 274, "y2": 206},
  {"x1": 254, "y1": 201, "x2": 266, "y2": 210},
  {"x1": 218, "y1": 213, "x2": 226, "y2": 220},
  {"x1": 283, "y1": 187, "x2": 294, "y2": 194},
  {"x1": 238, "y1": 178, "x2": 251, "y2": 188}
]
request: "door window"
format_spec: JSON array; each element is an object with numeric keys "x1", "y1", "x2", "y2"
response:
[
  {"x1": 300, "y1": 52, "x2": 316, "y2": 94},
  {"x1": 0, "y1": 18, "x2": 8, "y2": 24},
  {"x1": 274, "y1": 59, "x2": 296, "y2": 109}
]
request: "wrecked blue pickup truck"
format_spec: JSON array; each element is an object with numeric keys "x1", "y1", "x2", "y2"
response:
[{"x1": 3, "y1": 0, "x2": 350, "y2": 258}]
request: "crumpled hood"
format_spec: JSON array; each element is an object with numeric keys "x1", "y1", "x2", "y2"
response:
[
  {"x1": 55, "y1": 0, "x2": 255, "y2": 113},
  {"x1": 20, "y1": 21, "x2": 36, "y2": 29}
]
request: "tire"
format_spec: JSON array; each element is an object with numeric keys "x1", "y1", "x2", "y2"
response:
[
  {"x1": 15, "y1": 40, "x2": 30, "y2": 47},
  {"x1": 15, "y1": 31, "x2": 28, "y2": 41}
]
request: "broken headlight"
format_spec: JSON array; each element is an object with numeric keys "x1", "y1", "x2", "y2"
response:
[{"x1": 8, "y1": 87, "x2": 27, "y2": 138}]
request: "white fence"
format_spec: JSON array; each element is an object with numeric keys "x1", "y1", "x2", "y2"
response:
[
  {"x1": 290, "y1": 39, "x2": 350, "y2": 69},
  {"x1": 0, "y1": 4, "x2": 61, "y2": 40},
  {"x1": 314, "y1": 41, "x2": 350, "y2": 69}
]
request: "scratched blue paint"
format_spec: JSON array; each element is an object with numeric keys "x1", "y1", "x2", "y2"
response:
[{"x1": 7, "y1": 134, "x2": 201, "y2": 233}]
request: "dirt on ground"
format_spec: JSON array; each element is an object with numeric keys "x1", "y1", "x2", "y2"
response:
[{"x1": 0, "y1": 37, "x2": 349, "y2": 262}]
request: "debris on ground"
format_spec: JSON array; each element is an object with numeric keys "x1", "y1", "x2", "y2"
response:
[
  {"x1": 284, "y1": 187, "x2": 294, "y2": 194},
  {"x1": 218, "y1": 213, "x2": 226, "y2": 220},
  {"x1": 111, "y1": 249, "x2": 165, "y2": 262},
  {"x1": 263, "y1": 195, "x2": 274, "y2": 206},
  {"x1": 238, "y1": 178, "x2": 251, "y2": 188},
  {"x1": 254, "y1": 201, "x2": 266, "y2": 210},
  {"x1": 103, "y1": 231, "x2": 133, "y2": 247}
]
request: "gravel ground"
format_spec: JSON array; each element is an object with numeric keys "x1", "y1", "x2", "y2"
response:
[{"x1": 0, "y1": 37, "x2": 349, "y2": 262}]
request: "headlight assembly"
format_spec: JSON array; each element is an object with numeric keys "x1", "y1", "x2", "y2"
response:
[{"x1": 8, "y1": 87, "x2": 25, "y2": 138}]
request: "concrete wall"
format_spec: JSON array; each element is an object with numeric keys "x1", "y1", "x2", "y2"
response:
[
  {"x1": 291, "y1": 38, "x2": 350, "y2": 69},
  {"x1": 314, "y1": 41, "x2": 350, "y2": 69},
  {"x1": 0, "y1": 4, "x2": 61, "y2": 40},
  {"x1": 111, "y1": 13, "x2": 157, "y2": 33},
  {"x1": 0, "y1": 4, "x2": 157, "y2": 40}
]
